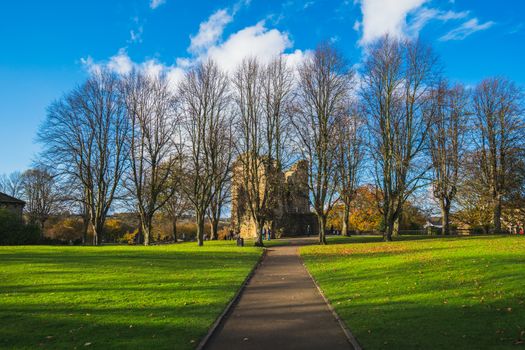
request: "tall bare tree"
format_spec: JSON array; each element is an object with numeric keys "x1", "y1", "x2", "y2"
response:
[
  {"x1": 454, "y1": 151, "x2": 494, "y2": 232},
  {"x1": 179, "y1": 60, "x2": 231, "y2": 246},
  {"x1": 336, "y1": 107, "x2": 364, "y2": 236},
  {"x1": 160, "y1": 159, "x2": 193, "y2": 242},
  {"x1": 233, "y1": 56, "x2": 294, "y2": 246},
  {"x1": 428, "y1": 82, "x2": 469, "y2": 235},
  {"x1": 39, "y1": 70, "x2": 129, "y2": 245},
  {"x1": 293, "y1": 44, "x2": 352, "y2": 244},
  {"x1": 0, "y1": 171, "x2": 24, "y2": 198},
  {"x1": 21, "y1": 168, "x2": 61, "y2": 234},
  {"x1": 207, "y1": 126, "x2": 234, "y2": 240},
  {"x1": 362, "y1": 36, "x2": 438, "y2": 241},
  {"x1": 472, "y1": 77, "x2": 524, "y2": 233},
  {"x1": 123, "y1": 71, "x2": 179, "y2": 245}
]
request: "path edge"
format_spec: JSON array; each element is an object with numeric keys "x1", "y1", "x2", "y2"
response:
[
  {"x1": 196, "y1": 248, "x2": 267, "y2": 350},
  {"x1": 300, "y1": 253, "x2": 363, "y2": 350}
]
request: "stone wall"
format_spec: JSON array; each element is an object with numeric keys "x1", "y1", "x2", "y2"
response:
[{"x1": 0, "y1": 203, "x2": 24, "y2": 219}]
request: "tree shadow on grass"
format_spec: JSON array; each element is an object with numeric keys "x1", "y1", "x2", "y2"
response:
[
  {"x1": 0, "y1": 246, "x2": 262, "y2": 350},
  {"x1": 0, "y1": 304, "x2": 216, "y2": 350},
  {"x1": 304, "y1": 246, "x2": 525, "y2": 350}
]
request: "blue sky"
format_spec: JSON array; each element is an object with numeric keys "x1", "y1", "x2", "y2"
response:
[{"x1": 1, "y1": 0, "x2": 524, "y2": 174}]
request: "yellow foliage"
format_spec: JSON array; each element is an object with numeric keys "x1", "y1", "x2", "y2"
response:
[
  {"x1": 119, "y1": 229, "x2": 139, "y2": 245},
  {"x1": 104, "y1": 218, "x2": 133, "y2": 241},
  {"x1": 327, "y1": 186, "x2": 383, "y2": 232}
]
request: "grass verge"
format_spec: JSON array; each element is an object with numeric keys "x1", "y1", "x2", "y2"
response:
[
  {"x1": 0, "y1": 241, "x2": 261, "y2": 349},
  {"x1": 301, "y1": 235, "x2": 525, "y2": 349}
]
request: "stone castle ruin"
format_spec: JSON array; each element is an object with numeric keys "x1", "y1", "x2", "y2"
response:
[{"x1": 231, "y1": 158, "x2": 318, "y2": 238}]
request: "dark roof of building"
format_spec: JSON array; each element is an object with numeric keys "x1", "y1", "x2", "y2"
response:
[{"x1": 0, "y1": 192, "x2": 25, "y2": 205}]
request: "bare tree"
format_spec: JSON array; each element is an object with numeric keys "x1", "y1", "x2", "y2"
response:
[
  {"x1": 454, "y1": 151, "x2": 494, "y2": 232},
  {"x1": 207, "y1": 126, "x2": 234, "y2": 240},
  {"x1": 160, "y1": 160, "x2": 193, "y2": 242},
  {"x1": 233, "y1": 56, "x2": 294, "y2": 246},
  {"x1": 362, "y1": 36, "x2": 439, "y2": 241},
  {"x1": 335, "y1": 107, "x2": 364, "y2": 236},
  {"x1": 123, "y1": 71, "x2": 179, "y2": 245},
  {"x1": 293, "y1": 44, "x2": 352, "y2": 244},
  {"x1": 0, "y1": 171, "x2": 24, "y2": 198},
  {"x1": 21, "y1": 168, "x2": 61, "y2": 234},
  {"x1": 179, "y1": 60, "x2": 231, "y2": 246},
  {"x1": 472, "y1": 77, "x2": 524, "y2": 233},
  {"x1": 428, "y1": 82, "x2": 469, "y2": 235},
  {"x1": 38, "y1": 70, "x2": 129, "y2": 245},
  {"x1": 261, "y1": 56, "x2": 295, "y2": 170}
]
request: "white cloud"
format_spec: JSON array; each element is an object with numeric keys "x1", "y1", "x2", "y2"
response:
[
  {"x1": 437, "y1": 10, "x2": 470, "y2": 21},
  {"x1": 353, "y1": 20, "x2": 361, "y2": 32},
  {"x1": 80, "y1": 56, "x2": 101, "y2": 75},
  {"x1": 303, "y1": 1, "x2": 315, "y2": 9},
  {"x1": 285, "y1": 49, "x2": 312, "y2": 70},
  {"x1": 356, "y1": 0, "x2": 428, "y2": 45},
  {"x1": 107, "y1": 49, "x2": 134, "y2": 75},
  {"x1": 81, "y1": 49, "x2": 185, "y2": 90},
  {"x1": 354, "y1": 0, "x2": 477, "y2": 45},
  {"x1": 189, "y1": 9, "x2": 233, "y2": 55},
  {"x1": 129, "y1": 26, "x2": 144, "y2": 44},
  {"x1": 204, "y1": 21, "x2": 295, "y2": 72},
  {"x1": 81, "y1": 5, "x2": 310, "y2": 90},
  {"x1": 408, "y1": 8, "x2": 468, "y2": 35},
  {"x1": 439, "y1": 18, "x2": 495, "y2": 41},
  {"x1": 150, "y1": 0, "x2": 166, "y2": 10}
]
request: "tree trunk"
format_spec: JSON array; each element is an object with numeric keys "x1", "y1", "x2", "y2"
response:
[
  {"x1": 172, "y1": 217, "x2": 178, "y2": 242},
  {"x1": 196, "y1": 211, "x2": 205, "y2": 246},
  {"x1": 82, "y1": 215, "x2": 89, "y2": 245},
  {"x1": 392, "y1": 216, "x2": 400, "y2": 237},
  {"x1": 137, "y1": 225, "x2": 143, "y2": 245},
  {"x1": 254, "y1": 220, "x2": 264, "y2": 247},
  {"x1": 441, "y1": 199, "x2": 450, "y2": 236},
  {"x1": 342, "y1": 204, "x2": 350, "y2": 236},
  {"x1": 142, "y1": 215, "x2": 153, "y2": 246},
  {"x1": 384, "y1": 215, "x2": 394, "y2": 242},
  {"x1": 493, "y1": 196, "x2": 502, "y2": 233},
  {"x1": 39, "y1": 221, "x2": 45, "y2": 240},
  {"x1": 92, "y1": 221, "x2": 103, "y2": 246},
  {"x1": 318, "y1": 215, "x2": 327, "y2": 245},
  {"x1": 39, "y1": 219, "x2": 47, "y2": 240},
  {"x1": 210, "y1": 216, "x2": 219, "y2": 240}
]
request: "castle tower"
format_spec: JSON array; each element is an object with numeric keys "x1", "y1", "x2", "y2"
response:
[{"x1": 231, "y1": 157, "x2": 318, "y2": 238}]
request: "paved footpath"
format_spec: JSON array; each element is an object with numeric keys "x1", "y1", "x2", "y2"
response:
[{"x1": 204, "y1": 238, "x2": 355, "y2": 350}]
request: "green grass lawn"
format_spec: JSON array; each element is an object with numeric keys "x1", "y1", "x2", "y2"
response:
[
  {"x1": 0, "y1": 241, "x2": 261, "y2": 350},
  {"x1": 301, "y1": 235, "x2": 525, "y2": 349}
]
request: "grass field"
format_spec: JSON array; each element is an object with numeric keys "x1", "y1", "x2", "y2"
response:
[
  {"x1": 0, "y1": 241, "x2": 261, "y2": 350},
  {"x1": 301, "y1": 235, "x2": 525, "y2": 349}
]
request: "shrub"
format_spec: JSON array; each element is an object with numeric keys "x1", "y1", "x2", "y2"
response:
[
  {"x1": 217, "y1": 226, "x2": 232, "y2": 240},
  {"x1": 118, "y1": 229, "x2": 139, "y2": 245},
  {"x1": 0, "y1": 209, "x2": 41, "y2": 245},
  {"x1": 46, "y1": 217, "x2": 84, "y2": 241},
  {"x1": 104, "y1": 218, "x2": 134, "y2": 243}
]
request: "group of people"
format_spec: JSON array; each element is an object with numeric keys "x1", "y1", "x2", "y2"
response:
[{"x1": 262, "y1": 227, "x2": 273, "y2": 241}]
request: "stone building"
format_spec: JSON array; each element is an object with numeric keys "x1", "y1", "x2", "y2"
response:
[
  {"x1": 231, "y1": 158, "x2": 318, "y2": 238},
  {"x1": 0, "y1": 192, "x2": 25, "y2": 219}
]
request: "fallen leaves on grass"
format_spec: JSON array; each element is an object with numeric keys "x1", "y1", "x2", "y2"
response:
[{"x1": 340, "y1": 245, "x2": 410, "y2": 256}]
